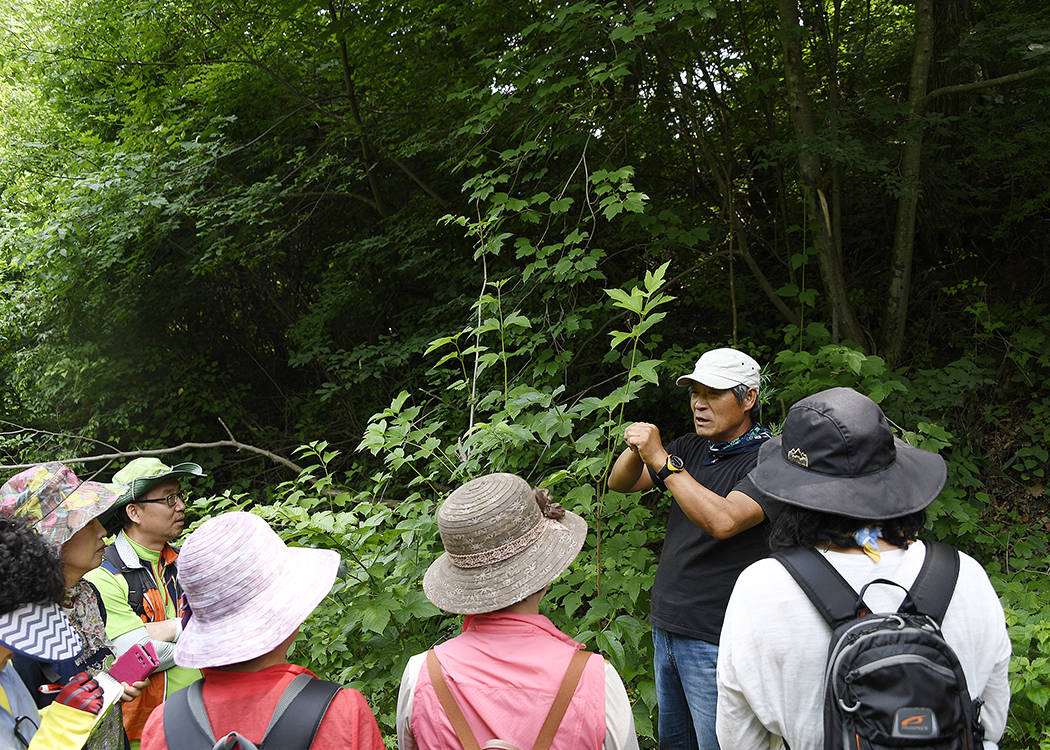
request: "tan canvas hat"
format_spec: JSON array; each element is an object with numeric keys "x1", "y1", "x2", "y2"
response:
[{"x1": 423, "y1": 473, "x2": 588, "y2": 615}]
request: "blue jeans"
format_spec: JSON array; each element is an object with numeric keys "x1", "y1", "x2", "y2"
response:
[{"x1": 653, "y1": 624, "x2": 720, "y2": 750}]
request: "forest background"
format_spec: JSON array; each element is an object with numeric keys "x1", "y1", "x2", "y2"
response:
[{"x1": 1, "y1": 0, "x2": 1048, "y2": 746}]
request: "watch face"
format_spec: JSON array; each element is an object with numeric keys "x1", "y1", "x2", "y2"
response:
[{"x1": 669, "y1": 455, "x2": 685, "y2": 471}]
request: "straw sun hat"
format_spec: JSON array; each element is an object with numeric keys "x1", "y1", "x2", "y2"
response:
[
  {"x1": 174, "y1": 512, "x2": 339, "y2": 669},
  {"x1": 423, "y1": 473, "x2": 588, "y2": 615}
]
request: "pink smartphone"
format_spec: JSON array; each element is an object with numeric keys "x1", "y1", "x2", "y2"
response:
[{"x1": 108, "y1": 642, "x2": 159, "y2": 684}]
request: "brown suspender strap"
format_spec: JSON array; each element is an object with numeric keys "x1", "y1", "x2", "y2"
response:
[
  {"x1": 425, "y1": 648, "x2": 595, "y2": 750},
  {"x1": 532, "y1": 648, "x2": 593, "y2": 750},
  {"x1": 427, "y1": 649, "x2": 482, "y2": 750}
]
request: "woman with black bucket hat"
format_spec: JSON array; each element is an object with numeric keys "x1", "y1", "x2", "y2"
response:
[{"x1": 715, "y1": 387, "x2": 1011, "y2": 750}]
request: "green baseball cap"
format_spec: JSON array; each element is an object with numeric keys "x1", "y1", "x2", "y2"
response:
[{"x1": 113, "y1": 457, "x2": 207, "y2": 508}]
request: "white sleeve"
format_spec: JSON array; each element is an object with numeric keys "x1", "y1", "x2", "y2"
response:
[
  {"x1": 716, "y1": 561, "x2": 799, "y2": 750},
  {"x1": 111, "y1": 626, "x2": 178, "y2": 671},
  {"x1": 602, "y1": 661, "x2": 639, "y2": 750},
  {"x1": 949, "y1": 554, "x2": 1012, "y2": 749},
  {"x1": 979, "y1": 645, "x2": 1010, "y2": 750},
  {"x1": 396, "y1": 652, "x2": 426, "y2": 750}
]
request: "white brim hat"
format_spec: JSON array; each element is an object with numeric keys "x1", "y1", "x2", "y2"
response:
[
  {"x1": 174, "y1": 512, "x2": 339, "y2": 669},
  {"x1": 423, "y1": 473, "x2": 587, "y2": 615}
]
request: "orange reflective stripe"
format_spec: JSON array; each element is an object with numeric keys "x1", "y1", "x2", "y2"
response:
[{"x1": 140, "y1": 588, "x2": 168, "y2": 623}]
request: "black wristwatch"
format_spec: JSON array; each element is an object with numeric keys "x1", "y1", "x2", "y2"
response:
[{"x1": 656, "y1": 454, "x2": 686, "y2": 481}]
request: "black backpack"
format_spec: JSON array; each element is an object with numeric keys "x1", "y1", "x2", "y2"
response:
[
  {"x1": 102, "y1": 544, "x2": 156, "y2": 617},
  {"x1": 162, "y1": 674, "x2": 340, "y2": 750},
  {"x1": 772, "y1": 541, "x2": 984, "y2": 750}
]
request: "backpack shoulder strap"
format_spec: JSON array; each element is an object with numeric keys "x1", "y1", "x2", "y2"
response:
[
  {"x1": 898, "y1": 540, "x2": 960, "y2": 624},
  {"x1": 532, "y1": 649, "x2": 593, "y2": 750},
  {"x1": 162, "y1": 679, "x2": 215, "y2": 750},
  {"x1": 772, "y1": 547, "x2": 863, "y2": 627},
  {"x1": 259, "y1": 673, "x2": 341, "y2": 750},
  {"x1": 425, "y1": 648, "x2": 594, "y2": 750},
  {"x1": 102, "y1": 545, "x2": 148, "y2": 617},
  {"x1": 427, "y1": 649, "x2": 483, "y2": 750},
  {"x1": 101, "y1": 544, "x2": 128, "y2": 574},
  {"x1": 162, "y1": 673, "x2": 339, "y2": 750}
]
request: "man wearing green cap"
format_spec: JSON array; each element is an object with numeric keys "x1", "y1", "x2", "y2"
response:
[{"x1": 84, "y1": 457, "x2": 206, "y2": 750}]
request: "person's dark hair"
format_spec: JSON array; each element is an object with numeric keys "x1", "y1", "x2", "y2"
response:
[
  {"x1": 767, "y1": 505, "x2": 927, "y2": 553},
  {"x1": 732, "y1": 383, "x2": 761, "y2": 424},
  {"x1": 113, "y1": 503, "x2": 137, "y2": 531},
  {"x1": 0, "y1": 516, "x2": 67, "y2": 614}
]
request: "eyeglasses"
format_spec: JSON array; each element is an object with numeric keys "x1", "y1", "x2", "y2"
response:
[
  {"x1": 137, "y1": 492, "x2": 187, "y2": 508},
  {"x1": 15, "y1": 715, "x2": 38, "y2": 748}
]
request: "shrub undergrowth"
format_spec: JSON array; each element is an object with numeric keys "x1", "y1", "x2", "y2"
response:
[{"x1": 189, "y1": 287, "x2": 1050, "y2": 749}]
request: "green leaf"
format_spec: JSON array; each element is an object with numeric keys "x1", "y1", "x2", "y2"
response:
[
  {"x1": 359, "y1": 603, "x2": 392, "y2": 634},
  {"x1": 550, "y1": 197, "x2": 574, "y2": 214}
]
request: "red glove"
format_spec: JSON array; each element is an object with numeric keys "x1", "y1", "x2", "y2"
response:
[{"x1": 55, "y1": 672, "x2": 104, "y2": 715}]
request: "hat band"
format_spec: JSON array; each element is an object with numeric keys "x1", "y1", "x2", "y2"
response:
[{"x1": 447, "y1": 517, "x2": 558, "y2": 569}]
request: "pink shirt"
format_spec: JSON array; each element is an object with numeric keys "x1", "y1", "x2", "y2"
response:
[{"x1": 409, "y1": 613, "x2": 607, "y2": 750}]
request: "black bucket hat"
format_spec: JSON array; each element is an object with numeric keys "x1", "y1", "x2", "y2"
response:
[{"x1": 750, "y1": 387, "x2": 946, "y2": 520}]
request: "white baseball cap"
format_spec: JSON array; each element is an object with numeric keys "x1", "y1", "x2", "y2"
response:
[{"x1": 676, "y1": 348, "x2": 760, "y2": 390}]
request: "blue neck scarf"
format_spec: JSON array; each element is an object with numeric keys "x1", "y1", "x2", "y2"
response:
[{"x1": 703, "y1": 423, "x2": 772, "y2": 465}]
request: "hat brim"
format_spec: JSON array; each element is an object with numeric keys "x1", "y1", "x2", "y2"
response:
[
  {"x1": 676, "y1": 372, "x2": 745, "y2": 389},
  {"x1": 114, "y1": 462, "x2": 206, "y2": 509},
  {"x1": 0, "y1": 602, "x2": 84, "y2": 662},
  {"x1": 751, "y1": 435, "x2": 947, "y2": 519},
  {"x1": 175, "y1": 545, "x2": 339, "y2": 669},
  {"x1": 422, "y1": 511, "x2": 588, "y2": 615},
  {"x1": 54, "y1": 481, "x2": 125, "y2": 545}
]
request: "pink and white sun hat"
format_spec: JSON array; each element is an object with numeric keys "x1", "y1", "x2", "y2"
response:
[{"x1": 173, "y1": 512, "x2": 339, "y2": 669}]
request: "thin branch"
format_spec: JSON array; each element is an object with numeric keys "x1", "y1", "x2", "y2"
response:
[
  {"x1": 0, "y1": 422, "x2": 121, "y2": 454},
  {"x1": 924, "y1": 65, "x2": 1050, "y2": 104},
  {"x1": 0, "y1": 431, "x2": 304, "y2": 475}
]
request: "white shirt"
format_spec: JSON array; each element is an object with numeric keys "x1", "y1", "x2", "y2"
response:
[{"x1": 716, "y1": 542, "x2": 1012, "y2": 750}]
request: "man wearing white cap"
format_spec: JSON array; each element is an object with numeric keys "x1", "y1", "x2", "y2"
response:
[
  {"x1": 607, "y1": 347, "x2": 781, "y2": 750},
  {"x1": 85, "y1": 458, "x2": 206, "y2": 748},
  {"x1": 139, "y1": 512, "x2": 384, "y2": 750}
]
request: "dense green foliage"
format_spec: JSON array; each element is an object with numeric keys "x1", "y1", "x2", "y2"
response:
[{"x1": 2, "y1": 0, "x2": 1049, "y2": 746}]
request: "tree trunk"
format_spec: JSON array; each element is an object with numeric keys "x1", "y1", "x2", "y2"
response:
[
  {"x1": 776, "y1": 0, "x2": 866, "y2": 346},
  {"x1": 329, "y1": 2, "x2": 388, "y2": 218},
  {"x1": 880, "y1": 0, "x2": 934, "y2": 365}
]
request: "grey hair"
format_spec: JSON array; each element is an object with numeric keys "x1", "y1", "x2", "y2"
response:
[{"x1": 732, "y1": 383, "x2": 761, "y2": 424}]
